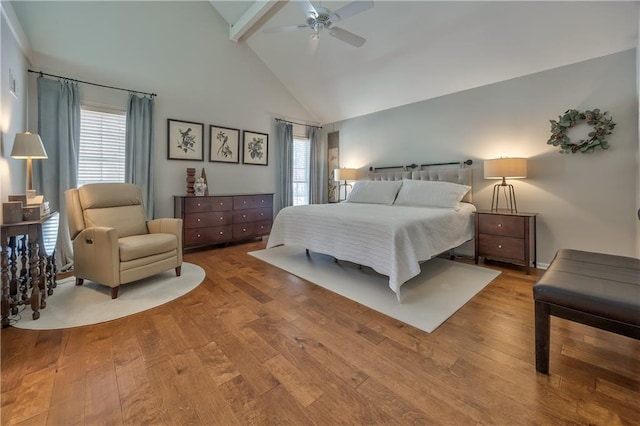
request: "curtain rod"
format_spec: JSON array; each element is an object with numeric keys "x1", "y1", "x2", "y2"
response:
[
  {"x1": 28, "y1": 69, "x2": 157, "y2": 97},
  {"x1": 275, "y1": 118, "x2": 322, "y2": 129},
  {"x1": 369, "y1": 159, "x2": 473, "y2": 171}
]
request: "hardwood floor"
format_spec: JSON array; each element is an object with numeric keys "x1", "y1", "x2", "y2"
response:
[{"x1": 2, "y1": 241, "x2": 639, "y2": 425}]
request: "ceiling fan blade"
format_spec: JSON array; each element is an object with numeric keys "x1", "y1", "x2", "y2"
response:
[
  {"x1": 328, "y1": 26, "x2": 366, "y2": 47},
  {"x1": 263, "y1": 24, "x2": 308, "y2": 34},
  {"x1": 328, "y1": 0, "x2": 373, "y2": 24},
  {"x1": 295, "y1": 0, "x2": 318, "y2": 17}
]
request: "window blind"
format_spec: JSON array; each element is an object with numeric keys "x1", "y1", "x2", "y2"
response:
[
  {"x1": 78, "y1": 106, "x2": 126, "y2": 187},
  {"x1": 292, "y1": 137, "x2": 310, "y2": 206}
]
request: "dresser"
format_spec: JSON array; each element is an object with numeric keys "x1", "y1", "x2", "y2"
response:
[
  {"x1": 174, "y1": 193, "x2": 273, "y2": 250},
  {"x1": 474, "y1": 210, "x2": 537, "y2": 274}
]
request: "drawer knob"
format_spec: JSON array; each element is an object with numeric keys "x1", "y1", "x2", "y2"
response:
[
  {"x1": 220, "y1": 202, "x2": 223, "y2": 205},
  {"x1": 197, "y1": 234, "x2": 201, "y2": 238},
  {"x1": 219, "y1": 216, "x2": 223, "y2": 220},
  {"x1": 260, "y1": 213, "x2": 264, "y2": 216},
  {"x1": 219, "y1": 231, "x2": 223, "y2": 235},
  {"x1": 242, "y1": 214, "x2": 246, "y2": 218},
  {"x1": 260, "y1": 225, "x2": 264, "y2": 229},
  {"x1": 498, "y1": 244, "x2": 503, "y2": 249},
  {"x1": 242, "y1": 228, "x2": 247, "y2": 232},
  {"x1": 497, "y1": 223, "x2": 502, "y2": 228},
  {"x1": 243, "y1": 201, "x2": 247, "y2": 204},
  {"x1": 197, "y1": 203, "x2": 201, "y2": 207},
  {"x1": 197, "y1": 218, "x2": 201, "y2": 222},
  {"x1": 261, "y1": 200, "x2": 264, "y2": 203}
]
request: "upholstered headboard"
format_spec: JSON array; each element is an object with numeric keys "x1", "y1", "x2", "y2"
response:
[{"x1": 368, "y1": 165, "x2": 473, "y2": 203}]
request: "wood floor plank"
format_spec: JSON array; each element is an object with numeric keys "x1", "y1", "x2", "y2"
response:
[{"x1": 1, "y1": 240, "x2": 638, "y2": 425}]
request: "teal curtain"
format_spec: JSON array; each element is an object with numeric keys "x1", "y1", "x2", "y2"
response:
[
  {"x1": 35, "y1": 77, "x2": 80, "y2": 270},
  {"x1": 275, "y1": 121, "x2": 293, "y2": 213},
  {"x1": 308, "y1": 126, "x2": 327, "y2": 204},
  {"x1": 125, "y1": 94, "x2": 155, "y2": 218}
]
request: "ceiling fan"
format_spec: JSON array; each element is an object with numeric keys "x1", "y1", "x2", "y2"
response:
[{"x1": 264, "y1": 0, "x2": 373, "y2": 48}]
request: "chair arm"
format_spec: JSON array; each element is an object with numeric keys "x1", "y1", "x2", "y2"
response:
[
  {"x1": 73, "y1": 227, "x2": 120, "y2": 287},
  {"x1": 147, "y1": 218, "x2": 183, "y2": 264}
]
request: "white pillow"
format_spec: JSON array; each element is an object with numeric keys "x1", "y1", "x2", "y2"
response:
[
  {"x1": 345, "y1": 180, "x2": 402, "y2": 205},
  {"x1": 394, "y1": 179, "x2": 471, "y2": 209}
]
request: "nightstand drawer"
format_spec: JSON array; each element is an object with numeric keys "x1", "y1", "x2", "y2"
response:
[
  {"x1": 478, "y1": 214, "x2": 525, "y2": 238},
  {"x1": 478, "y1": 234, "x2": 525, "y2": 262}
]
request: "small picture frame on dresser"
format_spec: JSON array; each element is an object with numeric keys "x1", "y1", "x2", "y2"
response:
[
  {"x1": 242, "y1": 130, "x2": 268, "y2": 166},
  {"x1": 167, "y1": 119, "x2": 204, "y2": 161}
]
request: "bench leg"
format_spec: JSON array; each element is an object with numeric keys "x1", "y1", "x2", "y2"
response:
[{"x1": 535, "y1": 300, "x2": 551, "y2": 374}]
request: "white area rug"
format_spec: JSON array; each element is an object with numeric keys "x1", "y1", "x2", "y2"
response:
[
  {"x1": 249, "y1": 246, "x2": 501, "y2": 333},
  {"x1": 13, "y1": 262, "x2": 205, "y2": 330}
]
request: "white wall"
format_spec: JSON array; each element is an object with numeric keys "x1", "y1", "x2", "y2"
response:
[
  {"x1": 328, "y1": 49, "x2": 638, "y2": 266},
  {"x1": 0, "y1": 3, "x2": 31, "y2": 217},
  {"x1": 16, "y1": 1, "x2": 314, "y2": 218}
]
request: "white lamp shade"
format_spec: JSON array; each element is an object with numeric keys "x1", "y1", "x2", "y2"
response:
[
  {"x1": 10, "y1": 132, "x2": 48, "y2": 159},
  {"x1": 484, "y1": 158, "x2": 527, "y2": 179},
  {"x1": 334, "y1": 168, "x2": 358, "y2": 181}
]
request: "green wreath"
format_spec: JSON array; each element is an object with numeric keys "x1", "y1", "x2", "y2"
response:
[{"x1": 547, "y1": 109, "x2": 616, "y2": 154}]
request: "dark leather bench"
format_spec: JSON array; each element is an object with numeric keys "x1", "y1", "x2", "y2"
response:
[{"x1": 533, "y1": 249, "x2": 640, "y2": 374}]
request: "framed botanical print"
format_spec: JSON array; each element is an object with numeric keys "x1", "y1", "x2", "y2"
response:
[
  {"x1": 242, "y1": 130, "x2": 269, "y2": 166},
  {"x1": 167, "y1": 119, "x2": 204, "y2": 161},
  {"x1": 209, "y1": 125, "x2": 240, "y2": 163}
]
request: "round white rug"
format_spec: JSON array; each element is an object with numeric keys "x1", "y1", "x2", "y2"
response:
[{"x1": 12, "y1": 262, "x2": 205, "y2": 330}]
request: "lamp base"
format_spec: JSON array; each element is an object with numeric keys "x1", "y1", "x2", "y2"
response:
[
  {"x1": 490, "y1": 181, "x2": 518, "y2": 213},
  {"x1": 338, "y1": 181, "x2": 352, "y2": 202}
]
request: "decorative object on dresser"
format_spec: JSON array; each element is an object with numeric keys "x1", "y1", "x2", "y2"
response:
[
  {"x1": 174, "y1": 193, "x2": 274, "y2": 250},
  {"x1": 333, "y1": 167, "x2": 358, "y2": 201},
  {"x1": 483, "y1": 157, "x2": 527, "y2": 213},
  {"x1": 210, "y1": 125, "x2": 240, "y2": 163},
  {"x1": 242, "y1": 131, "x2": 269, "y2": 166},
  {"x1": 167, "y1": 118, "x2": 204, "y2": 161},
  {"x1": 474, "y1": 210, "x2": 537, "y2": 275},
  {"x1": 11, "y1": 132, "x2": 48, "y2": 198},
  {"x1": 1, "y1": 211, "x2": 59, "y2": 326},
  {"x1": 186, "y1": 168, "x2": 196, "y2": 196}
]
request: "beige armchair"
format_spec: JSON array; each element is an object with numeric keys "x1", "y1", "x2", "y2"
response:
[{"x1": 65, "y1": 183, "x2": 183, "y2": 299}]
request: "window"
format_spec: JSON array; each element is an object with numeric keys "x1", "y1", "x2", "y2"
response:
[
  {"x1": 292, "y1": 137, "x2": 310, "y2": 206},
  {"x1": 77, "y1": 106, "x2": 126, "y2": 187}
]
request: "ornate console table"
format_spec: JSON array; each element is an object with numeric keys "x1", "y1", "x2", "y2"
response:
[{"x1": 1, "y1": 212, "x2": 59, "y2": 327}]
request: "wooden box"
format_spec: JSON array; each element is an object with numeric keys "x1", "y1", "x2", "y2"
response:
[
  {"x1": 3, "y1": 202, "x2": 24, "y2": 224},
  {"x1": 22, "y1": 206, "x2": 41, "y2": 221}
]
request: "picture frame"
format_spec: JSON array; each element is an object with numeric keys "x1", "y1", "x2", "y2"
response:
[
  {"x1": 209, "y1": 125, "x2": 240, "y2": 163},
  {"x1": 167, "y1": 119, "x2": 204, "y2": 161},
  {"x1": 242, "y1": 130, "x2": 269, "y2": 166}
]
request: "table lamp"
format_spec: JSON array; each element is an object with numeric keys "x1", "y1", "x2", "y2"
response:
[
  {"x1": 333, "y1": 167, "x2": 358, "y2": 201},
  {"x1": 11, "y1": 132, "x2": 48, "y2": 198},
  {"x1": 484, "y1": 157, "x2": 527, "y2": 213}
]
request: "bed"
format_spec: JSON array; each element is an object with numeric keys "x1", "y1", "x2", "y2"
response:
[{"x1": 266, "y1": 163, "x2": 475, "y2": 302}]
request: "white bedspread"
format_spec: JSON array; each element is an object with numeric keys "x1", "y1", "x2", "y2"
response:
[{"x1": 266, "y1": 202, "x2": 476, "y2": 296}]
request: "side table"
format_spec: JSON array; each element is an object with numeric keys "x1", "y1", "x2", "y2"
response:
[
  {"x1": 474, "y1": 210, "x2": 537, "y2": 274},
  {"x1": 1, "y1": 212, "x2": 59, "y2": 326}
]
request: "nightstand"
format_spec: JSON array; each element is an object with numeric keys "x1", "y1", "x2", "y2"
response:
[{"x1": 474, "y1": 210, "x2": 537, "y2": 274}]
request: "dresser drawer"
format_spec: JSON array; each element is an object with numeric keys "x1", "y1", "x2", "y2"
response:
[
  {"x1": 184, "y1": 197, "x2": 233, "y2": 213},
  {"x1": 233, "y1": 207, "x2": 273, "y2": 224},
  {"x1": 478, "y1": 214, "x2": 525, "y2": 238},
  {"x1": 232, "y1": 221, "x2": 272, "y2": 239},
  {"x1": 478, "y1": 234, "x2": 525, "y2": 262},
  {"x1": 184, "y1": 211, "x2": 233, "y2": 228},
  {"x1": 185, "y1": 226, "x2": 233, "y2": 246},
  {"x1": 233, "y1": 194, "x2": 273, "y2": 210}
]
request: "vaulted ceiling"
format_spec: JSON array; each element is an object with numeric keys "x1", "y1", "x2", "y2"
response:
[
  {"x1": 10, "y1": 1, "x2": 639, "y2": 125},
  {"x1": 211, "y1": 1, "x2": 639, "y2": 124}
]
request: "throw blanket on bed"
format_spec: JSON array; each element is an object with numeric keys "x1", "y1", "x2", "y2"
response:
[{"x1": 266, "y1": 202, "x2": 476, "y2": 295}]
